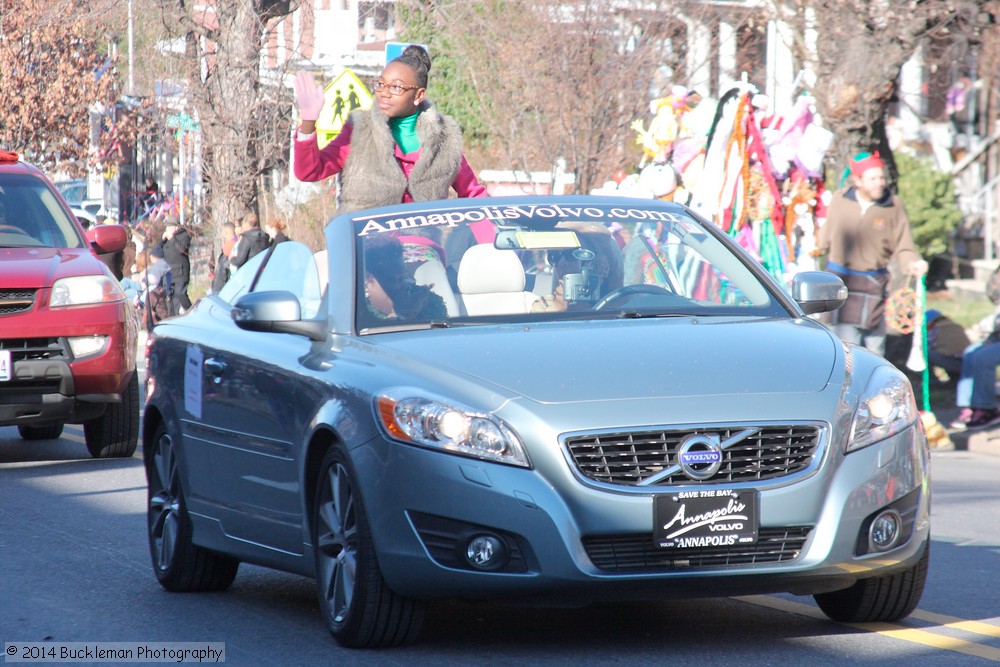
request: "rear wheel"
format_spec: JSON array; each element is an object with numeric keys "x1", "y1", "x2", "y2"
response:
[
  {"x1": 313, "y1": 446, "x2": 425, "y2": 647},
  {"x1": 815, "y1": 541, "x2": 929, "y2": 622},
  {"x1": 146, "y1": 422, "x2": 239, "y2": 591},
  {"x1": 85, "y1": 372, "x2": 140, "y2": 458},
  {"x1": 17, "y1": 423, "x2": 65, "y2": 440}
]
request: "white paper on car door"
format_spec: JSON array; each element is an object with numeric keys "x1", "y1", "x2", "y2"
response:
[{"x1": 185, "y1": 345, "x2": 203, "y2": 420}]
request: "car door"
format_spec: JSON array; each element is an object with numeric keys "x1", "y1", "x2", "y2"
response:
[{"x1": 193, "y1": 242, "x2": 328, "y2": 555}]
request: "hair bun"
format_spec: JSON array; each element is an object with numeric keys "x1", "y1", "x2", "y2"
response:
[{"x1": 402, "y1": 44, "x2": 431, "y2": 75}]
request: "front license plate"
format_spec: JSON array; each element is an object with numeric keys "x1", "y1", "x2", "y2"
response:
[
  {"x1": 0, "y1": 349, "x2": 10, "y2": 382},
  {"x1": 654, "y1": 490, "x2": 758, "y2": 549}
]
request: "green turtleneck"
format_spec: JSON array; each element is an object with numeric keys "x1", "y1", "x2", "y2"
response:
[{"x1": 389, "y1": 112, "x2": 421, "y2": 154}]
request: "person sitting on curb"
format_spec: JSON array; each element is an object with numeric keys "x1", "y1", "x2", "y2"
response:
[
  {"x1": 926, "y1": 309, "x2": 970, "y2": 386},
  {"x1": 950, "y1": 307, "x2": 1000, "y2": 431}
]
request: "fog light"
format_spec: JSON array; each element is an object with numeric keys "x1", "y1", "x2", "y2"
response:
[
  {"x1": 68, "y1": 335, "x2": 108, "y2": 359},
  {"x1": 465, "y1": 534, "x2": 508, "y2": 570},
  {"x1": 869, "y1": 509, "x2": 902, "y2": 552}
]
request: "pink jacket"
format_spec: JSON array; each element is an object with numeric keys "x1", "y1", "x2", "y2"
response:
[{"x1": 293, "y1": 123, "x2": 487, "y2": 201}]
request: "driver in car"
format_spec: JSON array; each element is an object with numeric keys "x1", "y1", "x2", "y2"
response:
[{"x1": 532, "y1": 222, "x2": 623, "y2": 312}]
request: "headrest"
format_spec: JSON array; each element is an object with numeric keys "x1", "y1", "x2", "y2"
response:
[{"x1": 457, "y1": 244, "x2": 525, "y2": 295}]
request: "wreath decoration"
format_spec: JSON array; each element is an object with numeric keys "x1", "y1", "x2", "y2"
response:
[{"x1": 885, "y1": 283, "x2": 917, "y2": 334}]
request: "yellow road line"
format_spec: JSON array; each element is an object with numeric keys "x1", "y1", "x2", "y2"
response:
[
  {"x1": 909, "y1": 610, "x2": 1000, "y2": 639},
  {"x1": 736, "y1": 595, "x2": 1000, "y2": 663},
  {"x1": 855, "y1": 622, "x2": 1000, "y2": 661}
]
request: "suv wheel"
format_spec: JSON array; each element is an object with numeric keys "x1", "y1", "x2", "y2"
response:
[
  {"x1": 84, "y1": 372, "x2": 139, "y2": 458},
  {"x1": 17, "y1": 423, "x2": 65, "y2": 440}
]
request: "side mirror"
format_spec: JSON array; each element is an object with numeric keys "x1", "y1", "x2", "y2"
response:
[
  {"x1": 792, "y1": 271, "x2": 848, "y2": 315},
  {"x1": 232, "y1": 290, "x2": 327, "y2": 341},
  {"x1": 86, "y1": 224, "x2": 127, "y2": 254}
]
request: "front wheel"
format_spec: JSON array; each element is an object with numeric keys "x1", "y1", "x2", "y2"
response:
[
  {"x1": 814, "y1": 541, "x2": 929, "y2": 622},
  {"x1": 313, "y1": 446, "x2": 425, "y2": 648},
  {"x1": 85, "y1": 373, "x2": 139, "y2": 458},
  {"x1": 146, "y1": 422, "x2": 239, "y2": 591}
]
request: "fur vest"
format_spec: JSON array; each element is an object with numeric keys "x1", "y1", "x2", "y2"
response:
[{"x1": 338, "y1": 101, "x2": 463, "y2": 213}]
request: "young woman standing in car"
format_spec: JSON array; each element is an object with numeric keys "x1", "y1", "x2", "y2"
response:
[{"x1": 292, "y1": 45, "x2": 487, "y2": 214}]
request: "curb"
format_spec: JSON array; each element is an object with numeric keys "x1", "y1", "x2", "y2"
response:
[
  {"x1": 928, "y1": 406, "x2": 1000, "y2": 456},
  {"x1": 948, "y1": 428, "x2": 1000, "y2": 457}
]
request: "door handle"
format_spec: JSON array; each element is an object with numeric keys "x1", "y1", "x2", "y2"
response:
[{"x1": 204, "y1": 357, "x2": 226, "y2": 384}]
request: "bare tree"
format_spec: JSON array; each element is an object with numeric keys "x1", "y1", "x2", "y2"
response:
[
  {"x1": 769, "y1": 0, "x2": 987, "y2": 182},
  {"x1": 153, "y1": 0, "x2": 296, "y2": 232},
  {"x1": 0, "y1": 0, "x2": 130, "y2": 174},
  {"x1": 401, "y1": 0, "x2": 702, "y2": 194}
]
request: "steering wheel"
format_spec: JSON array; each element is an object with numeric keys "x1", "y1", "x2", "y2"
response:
[
  {"x1": 593, "y1": 284, "x2": 672, "y2": 311},
  {"x1": 0, "y1": 224, "x2": 29, "y2": 235}
]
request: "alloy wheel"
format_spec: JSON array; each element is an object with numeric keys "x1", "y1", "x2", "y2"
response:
[
  {"x1": 148, "y1": 431, "x2": 181, "y2": 571},
  {"x1": 315, "y1": 462, "x2": 358, "y2": 624}
]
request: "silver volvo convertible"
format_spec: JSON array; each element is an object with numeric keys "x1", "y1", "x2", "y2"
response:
[{"x1": 143, "y1": 195, "x2": 930, "y2": 648}]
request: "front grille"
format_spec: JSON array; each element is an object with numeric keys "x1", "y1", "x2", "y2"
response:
[
  {"x1": 583, "y1": 526, "x2": 812, "y2": 572},
  {"x1": 0, "y1": 289, "x2": 37, "y2": 315},
  {"x1": 0, "y1": 338, "x2": 67, "y2": 362},
  {"x1": 565, "y1": 424, "x2": 822, "y2": 486}
]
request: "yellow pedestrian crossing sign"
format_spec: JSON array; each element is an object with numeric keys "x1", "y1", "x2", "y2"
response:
[{"x1": 315, "y1": 69, "x2": 372, "y2": 149}]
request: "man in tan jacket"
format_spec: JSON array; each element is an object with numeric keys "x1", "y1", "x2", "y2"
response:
[{"x1": 816, "y1": 152, "x2": 928, "y2": 356}]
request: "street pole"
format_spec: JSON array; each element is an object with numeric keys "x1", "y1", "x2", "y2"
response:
[
  {"x1": 128, "y1": 0, "x2": 134, "y2": 96},
  {"x1": 179, "y1": 131, "x2": 186, "y2": 228},
  {"x1": 165, "y1": 114, "x2": 199, "y2": 229}
]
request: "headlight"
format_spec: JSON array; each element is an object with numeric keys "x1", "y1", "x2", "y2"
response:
[
  {"x1": 50, "y1": 275, "x2": 125, "y2": 307},
  {"x1": 848, "y1": 365, "x2": 918, "y2": 452},
  {"x1": 376, "y1": 391, "x2": 530, "y2": 467}
]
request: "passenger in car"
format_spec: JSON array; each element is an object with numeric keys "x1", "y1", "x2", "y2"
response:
[{"x1": 361, "y1": 235, "x2": 447, "y2": 327}]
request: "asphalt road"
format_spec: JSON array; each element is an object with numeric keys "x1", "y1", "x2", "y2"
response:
[{"x1": 1, "y1": 427, "x2": 999, "y2": 666}]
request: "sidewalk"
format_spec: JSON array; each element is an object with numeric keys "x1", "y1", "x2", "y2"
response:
[{"x1": 928, "y1": 404, "x2": 1000, "y2": 456}]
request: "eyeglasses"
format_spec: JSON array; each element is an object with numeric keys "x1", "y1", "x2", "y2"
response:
[{"x1": 370, "y1": 80, "x2": 420, "y2": 96}]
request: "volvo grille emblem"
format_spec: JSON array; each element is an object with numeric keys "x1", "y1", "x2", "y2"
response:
[
  {"x1": 637, "y1": 427, "x2": 760, "y2": 487},
  {"x1": 677, "y1": 434, "x2": 724, "y2": 480}
]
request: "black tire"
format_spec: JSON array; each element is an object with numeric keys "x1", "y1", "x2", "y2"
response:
[
  {"x1": 17, "y1": 423, "x2": 65, "y2": 440},
  {"x1": 815, "y1": 541, "x2": 929, "y2": 622},
  {"x1": 146, "y1": 422, "x2": 239, "y2": 592},
  {"x1": 84, "y1": 372, "x2": 140, "y2": 458},
  {"x1": 313, "y1": 446, "x2": 426, "y2": 648}
]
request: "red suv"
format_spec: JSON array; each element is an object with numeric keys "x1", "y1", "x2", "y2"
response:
[{"x1": 0, "y1": 152, "x2": 139, "y2": 458}]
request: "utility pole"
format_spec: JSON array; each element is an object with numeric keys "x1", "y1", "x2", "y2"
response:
[{"x1": 128, "y1": 0, "x2": 134, "y2": 95}]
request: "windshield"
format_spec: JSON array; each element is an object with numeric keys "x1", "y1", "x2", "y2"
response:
[
  {"x1": 0, "y1": 173, "x2": 85, "y2": 249},
  {"x1": 352, "y1": 200, "x2": 789, "y2": 333}
]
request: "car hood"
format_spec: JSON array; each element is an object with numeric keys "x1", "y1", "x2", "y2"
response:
[
  {"x1": 372, "y1": 317, "x2": 841, "y2": 404},
  {"x1": 0, "y1": 247, "x2": 105, "y2": 288}
]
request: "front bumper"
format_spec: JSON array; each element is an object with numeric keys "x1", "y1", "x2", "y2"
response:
[
  {"x1": 351, "y1": 422, "x2": 930, "y2": 603},
  {"x1": 0, "y1": 301, "x2": 136, "y2": 426}
]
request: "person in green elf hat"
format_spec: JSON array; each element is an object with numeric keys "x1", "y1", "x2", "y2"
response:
[{"x1": 815, "y1": 151, "x2": 928, "y2": 356}]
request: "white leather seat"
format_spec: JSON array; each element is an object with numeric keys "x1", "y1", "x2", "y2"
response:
[{"x1": 456, "y1": 244, "x2": 540, "y2": 316}]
